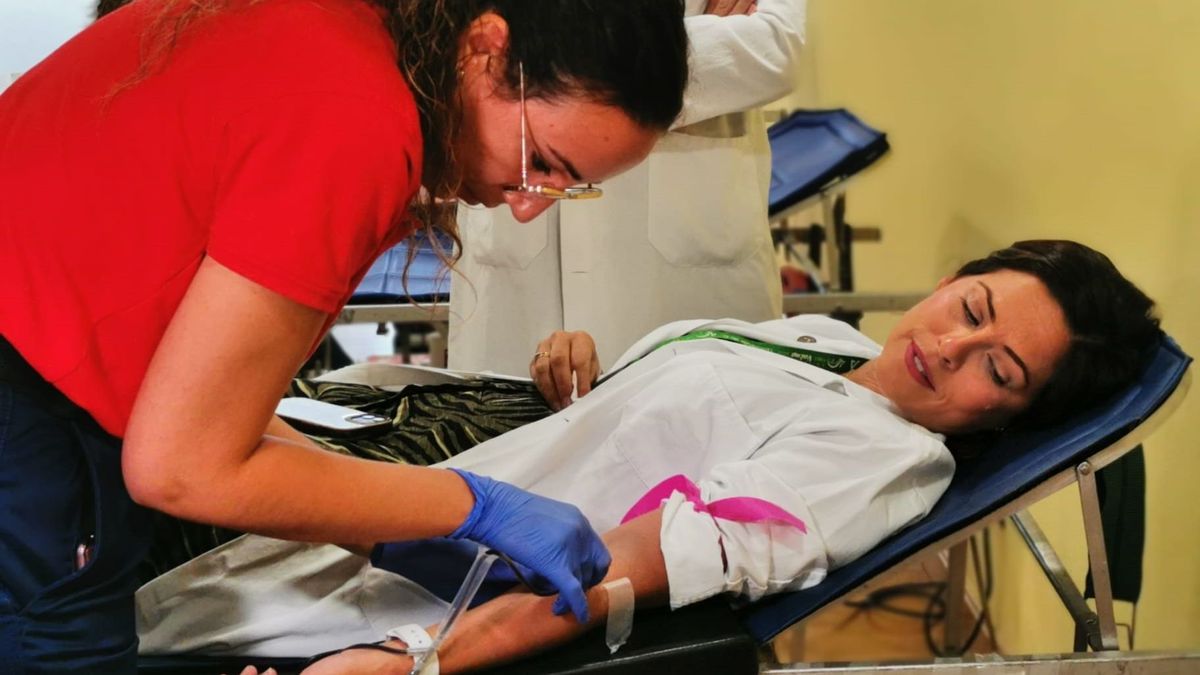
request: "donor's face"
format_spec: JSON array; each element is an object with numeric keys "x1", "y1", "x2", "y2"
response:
[{"x1": 875, "y1": 269, "x2": 1071, "y2": 434}]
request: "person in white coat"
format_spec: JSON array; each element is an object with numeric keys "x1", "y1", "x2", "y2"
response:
[{"x1": 448, "y1": 0, "x2": 807, "y2": 385}]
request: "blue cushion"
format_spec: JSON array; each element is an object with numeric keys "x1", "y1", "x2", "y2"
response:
[
  {"x1": 740, "y1": 336, "x2": 1192, "y2": 643},
  {"x1": 350, "y1": 232, "x2": 452, "y2": 304},
  {"x1": 768, "y1": 109, "x2": 890, "y2": 216}
]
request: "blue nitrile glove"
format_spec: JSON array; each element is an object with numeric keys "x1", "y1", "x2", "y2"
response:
[
  {"x1": 480, "y1": 555, "x2": 577, "y2": 616},
  {"x1": 447, "y1": 468, "x2": 610, "y2": 622}
]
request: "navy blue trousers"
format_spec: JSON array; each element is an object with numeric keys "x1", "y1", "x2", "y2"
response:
[{"x1": 0, "y1": 381, "x2": 152, "y2": 673}]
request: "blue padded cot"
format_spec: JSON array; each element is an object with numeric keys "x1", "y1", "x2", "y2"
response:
[
  {"x1": 767, "y1": 108, "x2": 889, "y2": 218},
  {"x1": 138, "y1": 335, "x2": 1191, "y2": 674},
  {"x1": 350, "y1": 231, "x2": 452, "y2": 305}
]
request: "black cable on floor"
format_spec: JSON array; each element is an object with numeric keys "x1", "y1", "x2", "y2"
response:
[
  {"x1": 844, "y1": 581, "x2": 947, "y2": 620},
  {"x1": 843, "y1": 528, "x2": 995, "y2": 658}
]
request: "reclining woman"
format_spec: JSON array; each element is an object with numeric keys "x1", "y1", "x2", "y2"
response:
[{"x1": 137, "y1": 240, "x2": 1161, "y2": 674}]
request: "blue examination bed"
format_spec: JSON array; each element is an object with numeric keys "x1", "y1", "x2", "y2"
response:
[
  {"x1": 351, "y1": 231, "x2": 452, "y2": 304},
  {"x1": 137, "y1": 335, "x2": 1191, "y2": 674},
  {"x1": 767, "y1": 108, "x2": 889, "y2": 219}
]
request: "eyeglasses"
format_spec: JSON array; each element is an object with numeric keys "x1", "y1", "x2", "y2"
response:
[{"x1": 501, "y1": 62, "x2": 602, "y2": 201}]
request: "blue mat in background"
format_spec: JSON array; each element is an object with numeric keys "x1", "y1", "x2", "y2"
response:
[
  {"x1": 768, "y1": 108, "x2": 890, "y2": 216},
  {"x1": 351, "y1": 232, "x2": 452, "y2": 304}
]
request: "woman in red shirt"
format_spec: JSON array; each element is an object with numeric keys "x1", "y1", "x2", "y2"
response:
[{"x1": 0, "y1": 0, "x2": 688, "y2": 670}]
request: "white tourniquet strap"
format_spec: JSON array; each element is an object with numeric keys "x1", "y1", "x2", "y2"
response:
[
  {"x1": 386, "y1": 623, "x2": 434, "y2": 651},
  {"x1": 383, "y1": 623, "x2": 439, "y2": 675}
]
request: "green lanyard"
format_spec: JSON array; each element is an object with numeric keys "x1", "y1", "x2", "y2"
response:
[{"x1": 652, "y1": 329, "x2": 868, "y2": 375}]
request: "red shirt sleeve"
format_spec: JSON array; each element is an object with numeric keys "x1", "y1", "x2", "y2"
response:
[{"x1": 207, "y1": 92, "x2": 422, "y2": 314}]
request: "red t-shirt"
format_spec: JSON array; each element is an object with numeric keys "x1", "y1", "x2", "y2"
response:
[{"x1": 0, "y1": 0, "x2": 422, "y2": 436}]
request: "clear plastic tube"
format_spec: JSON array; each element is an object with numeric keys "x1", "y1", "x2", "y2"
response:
[{"x1": 409, "y1": 546, "x2": 497, "y2": 675}]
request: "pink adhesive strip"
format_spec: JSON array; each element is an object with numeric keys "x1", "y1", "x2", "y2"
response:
[{"x1": 621, "y1": 474, "x2": 807, "y2": 533}]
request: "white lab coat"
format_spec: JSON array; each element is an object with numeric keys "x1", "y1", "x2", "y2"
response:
[
  {"x1": 448, "y1": 0, "x2": 807, "y2": 375},
  {"x1": 137, "y1": 315, "x2": 954, "y2": 657}
]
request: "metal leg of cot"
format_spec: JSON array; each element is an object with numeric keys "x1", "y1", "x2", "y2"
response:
[
  {"x1": 941, "y1": 540, "x2": 971, "y2": 654},
  {"x1": 1011, "y1": 464, "x2": 1120, "y2": 655},
  {"x1": 1076, "y1": 461, "x2": 1120, "y2": 650}
]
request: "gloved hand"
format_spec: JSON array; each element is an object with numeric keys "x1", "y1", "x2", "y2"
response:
[{"x1": 448, "y1": 469, "x2": 611, "y2": 622}]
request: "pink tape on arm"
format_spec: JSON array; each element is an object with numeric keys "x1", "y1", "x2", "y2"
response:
[
  {"x1": 620, "y1": 475, "x2": 702, "y2": 523},
  {"x1": 621, "y1": 474, "x2": 807, "y2": 534},
  {"x1": 706, "y1": 497, "x2": 807, "y2": 533}
]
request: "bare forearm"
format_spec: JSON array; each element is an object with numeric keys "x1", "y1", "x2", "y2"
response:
[
  {"x1": 300, "y1": 512, "x2": 669, "y2": 675},
  {"x1": 147, "y1": 432, "x2": 473, "y2": 545},
  {"x1": 438, "y1": 510, "x2": 669, "y2": 673},
  {"x1": 265, "y1": 414, "x2": 383, "y2": 556}
]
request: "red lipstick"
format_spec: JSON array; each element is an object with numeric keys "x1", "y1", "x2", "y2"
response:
[{"x1": 905, "y1": 341, "x2": 934, "y2": 390}]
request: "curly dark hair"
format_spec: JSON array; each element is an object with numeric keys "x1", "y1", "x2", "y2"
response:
[{"x1": 954, "y1": 240, "x2": 1161, "y2": 429}]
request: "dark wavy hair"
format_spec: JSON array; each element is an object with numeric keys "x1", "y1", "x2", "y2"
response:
[
  {"x1": 385, "y1": 0, "x2": 687, "y2": 275},
  {"x1": 100, "y1": 0, "x2": 688, "y2": 280},
  {"x1": 954, "y1": 240, "x2": 1161, "y2": 429}
]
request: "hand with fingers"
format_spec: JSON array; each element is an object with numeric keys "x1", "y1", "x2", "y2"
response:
[
  {"x1": 448, "y1": 469, "x2": 611, "y2": 623},
  {"x1": 529, "y1": 330, "x2": 601, "y2": 411},
  {"x1": 705, "y1": 0, "x2": 758, "y2": 16}
]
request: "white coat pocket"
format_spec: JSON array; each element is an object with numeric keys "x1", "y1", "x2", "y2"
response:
[
  {"x1": 646, "y1": 132, "x2": 768, "y2": 267},
  {"x1": 610, "y1": 357, "x2": 760, "y2": 493}
]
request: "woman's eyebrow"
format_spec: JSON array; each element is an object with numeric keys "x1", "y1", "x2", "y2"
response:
[
  {"x1": 978, "y1": 281, "x2": 1031, "y2": 387},
  {"x1": 1006, "y1": 346, "x2": 1030, "y2": 389},
  {"x1": 976, "y1": 281, "x2": 996, "y2": 321}
]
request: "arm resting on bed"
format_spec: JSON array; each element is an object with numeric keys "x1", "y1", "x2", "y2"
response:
[{"x1": 302, "y1": 509, "x2": 669, "y2": 674}]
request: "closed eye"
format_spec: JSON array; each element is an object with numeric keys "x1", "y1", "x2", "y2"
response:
[
  {"x1": 988, "y1": 355, "x2": 1009, "y2": 387},
  {"x1": 962, "y1": 299, "x2": 979, "y2": 327}
]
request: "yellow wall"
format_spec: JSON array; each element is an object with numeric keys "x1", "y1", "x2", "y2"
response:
[{"x1": 799, "y1": 0, "x2": 1200, "y2": 652}]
